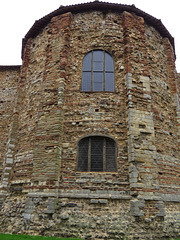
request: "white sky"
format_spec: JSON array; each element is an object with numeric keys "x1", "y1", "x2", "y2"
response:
[{"x1": 0, "y1": 0, "x2": 180, "y2": 72}]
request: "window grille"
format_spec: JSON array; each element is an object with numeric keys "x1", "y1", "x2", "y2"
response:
[
  {"x1": 82, "y1": 50, "x2": 114, "y2": 92},
  {"x1": 77, "y1": 136, "x2": 117, "y2": 172}
]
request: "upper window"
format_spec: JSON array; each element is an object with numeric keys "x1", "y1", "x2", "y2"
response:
[
  {"x1": 82, "y1": 50, "x2": 114, "y2": 92},
  {"x1": 77, "y1": 136, "x2": 117, "y2": 172}
]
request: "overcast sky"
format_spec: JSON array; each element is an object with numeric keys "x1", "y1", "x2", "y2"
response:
[{"x1": 1, "y1": 0, "x2": 180, "y2": 72}]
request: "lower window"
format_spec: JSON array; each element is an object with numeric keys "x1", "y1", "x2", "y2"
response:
[{"x1": 77, "y1": 136, "x2": 117, "y2": 172}]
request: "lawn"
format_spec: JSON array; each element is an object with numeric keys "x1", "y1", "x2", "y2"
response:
[
  {"x1": 0, "y1": 233, "x2": 82, "y2": 240},
  {"x1": 0, "y1": 234, "x2": 179, "y2": 240}
]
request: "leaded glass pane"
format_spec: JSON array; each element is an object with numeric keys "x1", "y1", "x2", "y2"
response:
[
  {"x1": 78, "y1": 136, "x2": 116, "y2": 172},
  {"x1": 83, "y1": 52, "x2": 92, "y2": 71},
  {"x1": 93, "y1": 72, "x2": 103, "y2": 91},
  {"x1": 105, "y1": 52, "x2": 114, "y2": 72},
  {"x1": 106, "y1": 138, "x2": 117, "y2": 172},
  {"x1": 82, "y1": 50, "x2": 114, "y2": 92},
  {"x1": 93, "y1": 61, "x2": 103, "y2": 71},
  {"x1": 82, "y1": 72, "x2": 91, "y2": 91},
  {"x1": 91, "y1": 137, "x2": 103, "y2": 171},
  {"x1": 78, "y1": 138, "x2": 89, "y2": 171},
  {"x1": 93, "y1": 51, "x2": 103, "y2": 61},
  {"x1": 93, "y1": 50, "x2": 104, "y2": 71},
  {"x1": 105, "y1": 72, "x2": 114, "y2": 91}
]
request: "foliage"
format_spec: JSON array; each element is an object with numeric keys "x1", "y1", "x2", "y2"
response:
[{"x1": 0, "y1": 233, "x2": 82, "y2": 240}]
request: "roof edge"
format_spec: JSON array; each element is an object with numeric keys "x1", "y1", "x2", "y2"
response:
[
  {"x1": 21, "y1": 1, "x2": 175, "y2": 58},
  {"x1": 0, "y1": 65, "x2": 21, "y2": 70}
]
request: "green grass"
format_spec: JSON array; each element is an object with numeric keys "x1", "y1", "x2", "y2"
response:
[
  {"x1": 0, "y1": 233, "x2": 82, "y2": 240},
  {"x1": 0, "y1": 234, "x2": 179, "y2": 240}
]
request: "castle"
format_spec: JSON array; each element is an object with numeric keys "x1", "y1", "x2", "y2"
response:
[{"x1": 0, "y1": 1, "x2": 179, "y2": 239}]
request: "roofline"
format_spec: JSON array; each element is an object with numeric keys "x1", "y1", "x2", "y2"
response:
[
  {"x1": 21, "y1": 1, "x2": 175, "y2": 58},
  {"x1": 0, "y1": 65, "x2": 21, "y2": 70}
]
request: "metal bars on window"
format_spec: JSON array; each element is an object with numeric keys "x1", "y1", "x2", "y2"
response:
[
  {"x1": 82, "y1": 50, "x2": 114, "y2": 92},
  {"x1": 77, "y1": 136, "x2": 117, "y2": 172}
]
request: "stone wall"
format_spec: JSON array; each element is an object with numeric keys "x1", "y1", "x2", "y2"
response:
[
  {"x1": 0, "y1": 66, "x2": 20, "y2": 187},
  {"x1": 61, "y1": 11, "x2": 129, "y2": 193},
  {"x1": 0, "y1": 5, "x2": 179, "y2": 240},
  {"x1": 0, "y1": 194, "x2": 179, "y2": 240}
]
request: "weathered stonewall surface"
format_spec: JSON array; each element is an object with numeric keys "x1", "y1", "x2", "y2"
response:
[{"x1": 0, "y1": 2, "x2": 179, "y2": 240}]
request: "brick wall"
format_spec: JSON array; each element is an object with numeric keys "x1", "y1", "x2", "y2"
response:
[
  {"x1": 0, "y1": 6, "x2": 179, "y2": 240},
  {"x1": 0, "y1": 66, "x2": 20, "y2": 187}
]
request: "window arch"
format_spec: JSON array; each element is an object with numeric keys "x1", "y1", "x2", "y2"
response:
[
  {"x1": 77, "y1": 136, "x2": 117, "y2": 172},
  {"x1": 82, "y1": 50, "x2": 114, "y2": 92}
]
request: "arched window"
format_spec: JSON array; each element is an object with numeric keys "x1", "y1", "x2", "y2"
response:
[
  {"x1": 77, "y1": 136, "x2": 117, "y2": 172},
  {"x1": 82, "y1": 50, "x2": 114, "y2": 92}
]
